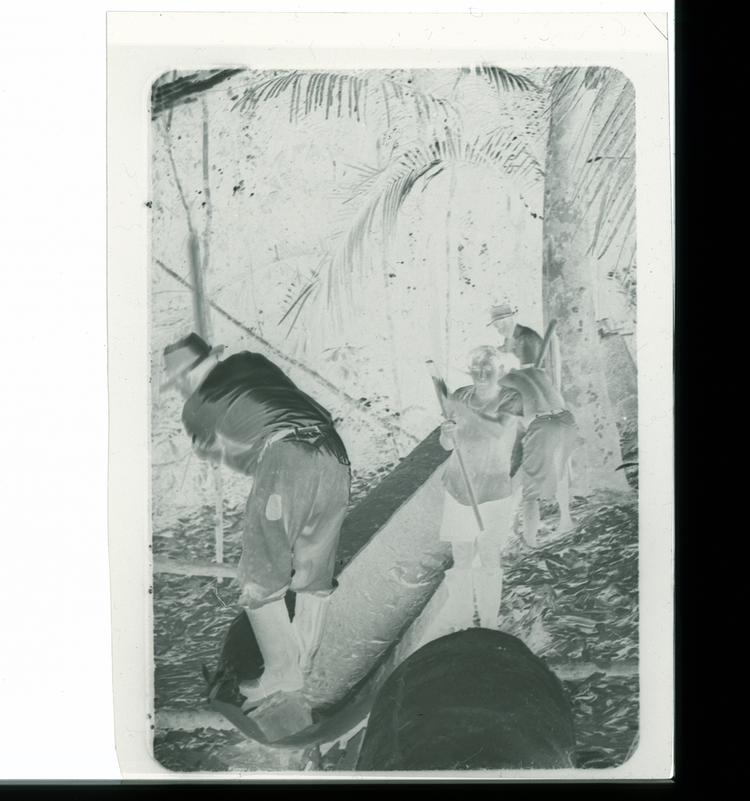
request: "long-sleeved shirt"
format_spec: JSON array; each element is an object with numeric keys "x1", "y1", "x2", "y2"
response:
[
  {"x1": 496, "y1": 367, "x2": 568, "y2": 422},
  {"x1": 181, "y1": 352, "x2": 349, "y2": 476},
  {"x1": 441, "y1": 386, "x2": 522, "y2": 505}
]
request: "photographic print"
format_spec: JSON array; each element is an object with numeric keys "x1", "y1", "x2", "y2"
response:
[{"x1": 107, "y1": 11, "x2": 672, "y2": 780}]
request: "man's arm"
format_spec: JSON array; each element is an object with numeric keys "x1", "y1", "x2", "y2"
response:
[
  {"x1": 191, "y1": 431, "x2": 224, "y2": 463},
  {"x1": 510, "y1": 423, "x2": 525, "y2": 478},
  {"x1": 439, "y1": 419, "x2": 457, "y2": 451},
  {"x1": 496, "y1": 385, "x2": 524, "y2": 416},
  {"x1": 493, "y1": 408, "x2": 523, "y2": 426},
  {"x1": 439, "y1": 388, "x2": 472, "y2": 451}
]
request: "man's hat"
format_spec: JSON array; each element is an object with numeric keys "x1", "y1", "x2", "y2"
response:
[
  {"x1": 161, "y1": 333, "x2": 224, "y2": 391},
  {"x1": 487, "y1": 303, "x2": 518, "y2": 325}
]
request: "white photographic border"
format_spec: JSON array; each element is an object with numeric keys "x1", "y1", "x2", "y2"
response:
[{"x1": 108, "y1": 9, "x2": 673, "y2": 781}]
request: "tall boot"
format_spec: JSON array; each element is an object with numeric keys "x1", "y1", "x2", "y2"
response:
[
  {"x1": 239, "y1": 599, "x2": 303, "y2": 707},
  {"x1": 473, "y1": 568, "x2": 504, "y2": 630},
  {"x1": 292, "y1": 591, "x2": 332, "y2": 675},
  {"x1": 441, "y1": 567, "x2": 477, "y2": 631}
]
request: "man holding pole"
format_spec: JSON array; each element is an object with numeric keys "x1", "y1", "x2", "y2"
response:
[
  {"x1": 488, "y1": 303, "x2": 562, "y2": 391},
  {"x1": 161, "y1": 333, "x2": 351, "y2": 707},
  {"x1": 434, "y1": 346, "x2": 523, "y2": 630}
]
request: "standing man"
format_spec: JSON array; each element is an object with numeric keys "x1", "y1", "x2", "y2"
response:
[
  {"x1": 161, "y1": 333, "x2": 351, "y2": 706},
  {"x1": 488, "y1": 303, "x2": 562, "y2": 391},
  {"x1": 438, "y1": 346, "x2": 523, "y2": 630},
  {"x1": 496, "y1": 336, "x2": 578, "y2": 546}
]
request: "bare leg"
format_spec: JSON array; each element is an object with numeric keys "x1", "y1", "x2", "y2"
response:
[
  {"x1": 452, "y1": 542, "x2": 476, "y2": 570},
  {"x1": 441, "y1": 542, "x2": 476, "y2": 631},
  {"x1": 475, "y1": 534, "x2": 503, "y2": 628}
]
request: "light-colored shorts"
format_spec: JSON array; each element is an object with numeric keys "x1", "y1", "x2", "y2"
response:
[
  {"x1": 438, "y1": 489, "x2": 521, "y2": 545},
  {"x1": 521, "y1": 411, "x2": 577, "y2": 501}
]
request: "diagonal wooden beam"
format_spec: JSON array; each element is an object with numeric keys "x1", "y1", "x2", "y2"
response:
[
  {"x1": 152, "y1": 556, "x2": 236, "y2": 579},
  {"x1": 155, "y1": 258, "x2": 420, "y2": 446},
  {"x1": 151, "y1": 69, "x2": 246, "y2": 118}
]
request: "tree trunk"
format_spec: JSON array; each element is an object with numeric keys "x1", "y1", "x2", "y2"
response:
[
  {"x1": 377, "y1": 136, "x2": 409, "y2": 461},
  {"x1": 444, "y1": 165, "x2": 458, "y2": 374},
  {"x1": 542, "y1": 69, "x2": 629, "y2": 492}
]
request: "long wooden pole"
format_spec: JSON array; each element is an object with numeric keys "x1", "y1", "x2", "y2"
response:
[
  {"x1": 163, "y1": 116, "x2": 224, "y2": 565},
  {"x1": 188, "y1": 233, "x2": 209, "y2": 341},
  {"x1": 535, "y1": 319, "x2": 558, "y2": 370},
  {"x1": 156, "y1": 258, "x2": 420, "y2": 447},
  {"x1": 187, "y1": 233, "x2": 224, "y2": 565},
  {"x1": 426, "y1": 361, "x2": 484, "y2": 532}
]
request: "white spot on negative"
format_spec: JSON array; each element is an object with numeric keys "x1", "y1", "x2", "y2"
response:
[{"x1": 265, "y1": 493, "x2": 283, "y2": 521}]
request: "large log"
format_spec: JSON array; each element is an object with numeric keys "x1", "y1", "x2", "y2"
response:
[
  {"x1": 204, "y1": 428, "x2": 451, "y2": 705},
  {"x1": 155, "y1": 709, "x2": 236, "y2": 732},
  {"x1": 303, "y1": 438, "x2": 452, "y2": 709},
  {"x1": 356, "y1": 629, "x2": 576, "y2": 771}
]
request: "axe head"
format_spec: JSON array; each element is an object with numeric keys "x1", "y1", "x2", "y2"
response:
[{"x1": 431, "y1": 375, "x2": 448, "y2": 400}]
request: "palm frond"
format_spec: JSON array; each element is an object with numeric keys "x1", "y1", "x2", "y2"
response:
[
  {"x1": 549, "y1": 67, "x2": 636, "y2": 263},
  {"x1": 479, "y1": 128, "x2": 545, "y2": 187},
  {"x1": 151, "y1": 68, "x2": 247, "y2": 118},
  {"x1": 546, "y1": 66, "x2": 620, "y2": 150},
  {"x1": 585, "y1": 82, "x2": 635, "y2": 161},
  {"x1": 233, "y1": 69, "x2": 460, "y2": 127},
  {"x1": 595, "y1": 184, "x2": 635, "y2": 259},
  {"x1": 607, "y1": 227, "x2": 637, "y2": 314},
  {"x1": 279, "y1": 127, "x2": 545, "y2": 330},
  {"x1": 589, "y1": 179, "x2": 617, "y2": 257},
  {"x1": 612, "y1": 214, "x2": 637, "y2": 272},
  {"x1": 580, "y1": 78, "x2": 636, "y2": 259},
  {"x1": 340, "y1": 161, "x2": 385, "y2": 191},
  {"x1": 278, "y1": 276, "x2": 320, "y2": 333},
  {"x1": 548, "y1": 67, "x2": 585, "y2": 119},
  {"x1": 583, "y1": 66, "x2": 608, "y2": 90},
  {"x1": 461, "y1": 65, "x2": 540, "y2": 93},
  {"x1": 576, "y1": 130, "x2": 635, "y2": 206}
]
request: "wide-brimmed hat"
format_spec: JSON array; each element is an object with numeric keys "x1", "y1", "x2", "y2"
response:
[
  {"x1": 487, "y1": 303, "x2": 518, "y2": 325},
  {"x1": 161, "y1": 333, "x2": 224, "y2": 391}
]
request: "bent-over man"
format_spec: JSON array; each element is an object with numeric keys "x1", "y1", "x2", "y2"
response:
[
  {"x1": 497, "y1": 340, "x2": 578, "y2": 546},
  {"x1": 161, "y1": 333, "x2": 351, "y2": 707}
]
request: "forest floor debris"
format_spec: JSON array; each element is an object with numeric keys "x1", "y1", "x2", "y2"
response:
[{"x1": 152, "y1": 464, "x2": 637, "y2": 772}]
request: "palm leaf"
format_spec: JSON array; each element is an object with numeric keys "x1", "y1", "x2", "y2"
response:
[
  {"x1": 558, "y1": 69, "x2": 636, "y2": 261},
  {"x1": 608, "y1": 222, "x2": 637, "y2": 313},
  {"x1": 278, "y1": 276, "x2": 320, "y2": 334},
  {"x1": 595, "y1": 184, "x2": 635, "y2": 259},
  {"x1": 612, "y1": 214, "x2": 637, "y2": 272},
  {"x1": 151, "y1": 68, "x2": 247, "y2": 118},
  {"x1": 585, "y1": 83, "x2": 635, "y2": 163},
  {"x1": 588, "y1": 179, "x2": 617, "y2": 257},
  {"x1": 233, "y1": 69, "x2": 460, "y2": 128},
  {"x1": 576, "y1": 129, "x2": 635, "y2": 207},
  {"x1": 548, "y1": 66, "x2": 622, "y2": 156},
  {"x1": 547, "y1": 67, "x2": 588, "y2": 126},
  {"x1": 587, "y1": 158, "x2": 635, "y2": 259},
  {"x1": 461, "y1": 65, "x2": 539, "y2": 93},
  {"x1": 281, "y1": 127, "x2": 545, "y2": 329}
]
